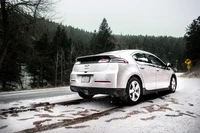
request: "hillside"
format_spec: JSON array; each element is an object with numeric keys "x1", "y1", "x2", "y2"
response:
[{"x1": 0, "y1": 17, "x2": 187, "y2": 90}]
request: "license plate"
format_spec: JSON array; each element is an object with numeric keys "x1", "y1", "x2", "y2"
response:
[{"x1": 81, "y1": 76, "x2": 90, "y2": 83}]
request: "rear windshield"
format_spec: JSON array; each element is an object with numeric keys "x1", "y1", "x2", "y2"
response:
[{"x1": 77, "y1": 56, "x2": 111, "y2": 64}]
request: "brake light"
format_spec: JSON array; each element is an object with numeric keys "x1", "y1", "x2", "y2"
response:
[{"x1": 70, "y1": 79, "x2": 76, "y2": 82}]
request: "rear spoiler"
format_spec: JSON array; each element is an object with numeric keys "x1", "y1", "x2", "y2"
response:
[
  {"x1": 76, "y1": 55, "x2": 128, "y2": 64},
  {"x1": 76, "y1": 55, "x2": 115, "y2": 63}
]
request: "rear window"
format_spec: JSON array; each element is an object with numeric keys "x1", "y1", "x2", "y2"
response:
[{"x1": 77, "y1": 56, "x2": 111, "y2": 64}]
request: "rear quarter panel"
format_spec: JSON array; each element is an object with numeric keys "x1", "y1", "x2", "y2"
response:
[{"x1": 117, "y1": 63, "x2": 145, "y2": 89}]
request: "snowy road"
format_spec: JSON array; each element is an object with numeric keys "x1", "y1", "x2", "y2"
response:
[
  {"x1": 0, "y1": 87, "x2": 75, "y2": 103},
  {"x1": 0, "y1": 76, "x2": 200, "y2": 133}
]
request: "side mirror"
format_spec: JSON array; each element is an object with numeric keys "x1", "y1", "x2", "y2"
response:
[{"x1": 166, "y1": 63, "x2": 173, "y2": 67}]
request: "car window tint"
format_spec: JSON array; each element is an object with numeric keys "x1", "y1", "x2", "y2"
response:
[
  {"x1": 133, "y1": 53, "x2": 149, "y2": 63},
  {"x1": 147, "y1": 54, "x2": 165, "y2": 67}
]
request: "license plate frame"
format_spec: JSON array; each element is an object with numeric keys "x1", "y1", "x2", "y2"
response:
[{"x1": 81, "y1": 76, "x2": 90, "y2": 83}]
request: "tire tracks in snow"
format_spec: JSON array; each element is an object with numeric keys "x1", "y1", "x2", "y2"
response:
[
  {"x1": 13, "y1": 92, "x2": 172, "y2": 133},
  {"x1": 16, "y1": 106, "x2": 121, "y2": 133},
  {"x1": 0, "y1": 96, "x2": 108, "y2": 115}
]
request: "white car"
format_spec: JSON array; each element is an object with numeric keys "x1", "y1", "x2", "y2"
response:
[{"x1": 70, "y1": 50, "x2": 177, "y2": 104}]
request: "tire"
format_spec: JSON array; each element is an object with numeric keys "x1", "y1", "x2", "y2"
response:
[
  {"x1": 78, "y1": 92, "x2": 94, "y2": 99},
  {"x1": 124, "y1": 77, "x2": 142, "y2": 104},
  {"x1": 169, "y1": 76, "x2": 177, "y2": 93}
]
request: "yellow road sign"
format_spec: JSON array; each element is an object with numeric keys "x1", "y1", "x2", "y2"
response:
[
  {"x1": 187, "y1": 65, "x2": 191, "y2": 69},
  {"x1": 185, "y1": 58, "x2": 191, "y2": 65}
]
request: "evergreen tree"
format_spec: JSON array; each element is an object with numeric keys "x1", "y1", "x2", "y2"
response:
[
  {"x1": 185, "y1": 16, "x2": 200, "y2": 61},
  {"x1": 27, "y1": 33, "x2": 53, "y2": 88},
  {"x1": 52, "y1": 26, "x2": 71, "y2": 86},
  {"x1": 90, "y1": 18, "x2": 115, "y2": 54}
]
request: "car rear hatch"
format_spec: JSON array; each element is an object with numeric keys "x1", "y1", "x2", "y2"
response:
[
  {"x1": 73, "y1": 55, "x2": 129, "y2": 72},
  {"x1": 71, "y1": 55, "x2": 129, "y2": 88},
  {"x1": 73, "y1": 55, "x2": 113, "y2": 72}
]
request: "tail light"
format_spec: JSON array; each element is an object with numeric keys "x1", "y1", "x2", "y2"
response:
[
  {"x1": 111, "y1": 57, "x2": 129, "y2": 64},
  {"x1": 98, "y1": 57, "x2": 128, "y2": 64},
  {"x1": 70, "y1": 79, "x2": 76, "y2": 82}
]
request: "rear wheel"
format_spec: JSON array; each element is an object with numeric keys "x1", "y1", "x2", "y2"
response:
[
  {"x1": 124, "y1": 77, "x2": 142, "y2": 104},
  {"x1": 169, "y1": 76, "x2": 177, "y2": 93},
  {"x1": 78, "y1": 92, "x2": 94, "y2": 99}
]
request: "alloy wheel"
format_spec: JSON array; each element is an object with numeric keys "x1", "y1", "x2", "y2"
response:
[
  {"x1": 129, "y1": 80, "x2": 141, "y2": 102},
  {"x1": 171, "y1": 77, "x2": 177, "y2": 92}
]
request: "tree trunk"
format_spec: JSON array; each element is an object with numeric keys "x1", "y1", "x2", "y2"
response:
[
  {"x1": 55, "y1": 53, "x2": 58, "y2": 87},
  {"x1": 42, "y1": 66, "x2": 44, "y2": 87},
  {"x1": 0, "y1": 0, "x2": 8, "y2": 71},
  {"x1": 63, "y1": 52, "x2": 66, "y2": 84},
  {"x1": 33, "y1": 70, "x2": 36, "y2": 87},
  {"x1": 61, "y1": 52, "x2": 63, "y2": 85},
  {"x1": 2, "y1": 80, "x2": 6, "y2": 91}
]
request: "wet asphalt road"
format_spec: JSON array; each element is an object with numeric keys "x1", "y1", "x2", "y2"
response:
[{"x1": 0, "y1": 87, "x2": 75, "y2": 103}]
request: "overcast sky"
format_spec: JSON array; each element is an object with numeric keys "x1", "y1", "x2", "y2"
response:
[{"x1": 53, "y1": 0, "x2": 200, "y2": 37}]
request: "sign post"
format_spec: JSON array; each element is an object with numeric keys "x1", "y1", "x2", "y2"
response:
[{"x1": 185, "y1": 58, "x2": 192, "y2": 72}]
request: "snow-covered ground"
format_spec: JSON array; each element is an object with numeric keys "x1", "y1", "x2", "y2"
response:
[
  {"x1": 0, "y1": 76, "x2": 200, "y2": 133},
  {"x1": 0, "y1": 94, "x2": 79, "y2": 109}
]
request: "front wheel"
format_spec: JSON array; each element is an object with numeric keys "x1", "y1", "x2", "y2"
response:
[
  {"x1": 78, "y1": 92, "x2": 94, "y2": 99},
  {"x1": 169, "y1": 76, "x2": 177, "y2": 93},
  {"x1": 124, "y1": 77, "x2": 142, "y2": 104}
]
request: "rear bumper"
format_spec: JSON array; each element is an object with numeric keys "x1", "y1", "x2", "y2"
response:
[
  {"x1": 70, "y1": 72, "x2": 118, "y2": 88},
  {"x1": 70, "y1": 86, "x2": 126, "y2": 98}
]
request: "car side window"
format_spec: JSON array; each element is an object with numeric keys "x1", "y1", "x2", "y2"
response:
[
  {"x1": 133, "y1": 53, "x2": 149, "y2": 63},
  {"x1": 147, "y1": 54, "x2": 165, "y2": 67}
]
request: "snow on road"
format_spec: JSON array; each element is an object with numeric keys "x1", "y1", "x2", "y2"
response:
[
  {"x1": 0, "y1": 94, "x2": 79, "y2": 109},
  {"x1": 0, "y1": 86, "x2": 75, "y2": 104},
  {"x1": 0, "y1": 76, "x2": 200, "y2": 133},
  {"x1": 42, "y1": 77, "x2": 200, "y2": 133}
]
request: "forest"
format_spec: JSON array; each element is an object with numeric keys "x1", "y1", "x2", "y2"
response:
[{"x1": 0, "y1": 0, "x2": 199, "y2": 91}]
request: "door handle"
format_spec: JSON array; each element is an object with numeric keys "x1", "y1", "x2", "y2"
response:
[
  {"x1": 156, "y1": 69, "x2": 159, "y2": 71},
  {"x1": 140, "y1": 67, "x2": 144, "y2": 69}
]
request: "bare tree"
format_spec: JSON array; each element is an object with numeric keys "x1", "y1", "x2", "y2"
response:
[
  {"x1": 0, "y1": 0, "x2": 55, "y2": 90},
  {"x1": 0, "y1": 0, "x2": 54, "y2": 69}
]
